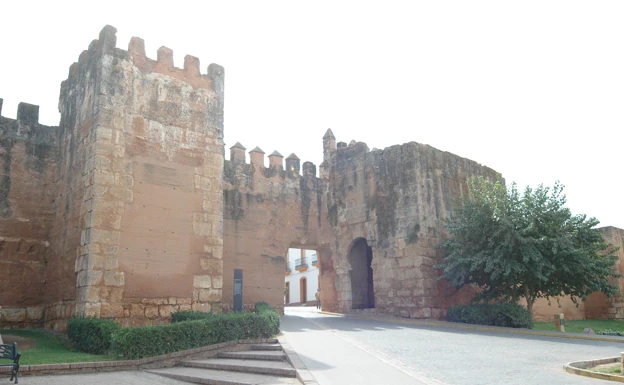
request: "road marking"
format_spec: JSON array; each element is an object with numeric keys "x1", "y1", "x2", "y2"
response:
[{"x1": 303, "y1": 315, "x2": 451, "y2": 385}]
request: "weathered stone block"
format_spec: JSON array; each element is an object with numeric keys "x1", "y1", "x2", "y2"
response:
[
  {"x1": 199, "y1": 288, "x2": 222, "y2": 302},
  {"x1": 159, "y1": 305, "x2": 175, "y2": 318},
  {"x1": 1, "y1": 308, "x2": 26, "y2": 323},
  {"x1": 100, "y1": 303, "x2": 124, "y2": 318},
  {"x1": 193, "y1": 275, "x2": 212, "y2": 289},
  {"x1": 130, "y1": 304, "x2": 145, "y2": 317},
  {"x1": 212, "y1": 276, "x2": 223, "y2": 289},
  {"x1": 26, "y1": 306, "x2": 44, "y2": 321},
  {"x1": 145, "y1": 306, "x2": 159, "y2": 319},
  {"x1": 76, "y1": 270, "x2": 104, "y2": 287},
  {"x1": 192, "y1": 303, "x2": 212, "y2": 313},
  {"x1": 103, "y1": 271, "x2": 125, "y2": 287},
  {"x1": 90, "y1": 229, "x2": 121, "y2": 246},
  {"x1": 200, "y1": 258, "x2": 222, "y2": 274}
]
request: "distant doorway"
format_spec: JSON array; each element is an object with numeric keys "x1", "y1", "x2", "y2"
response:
[
  {"x1": 285, "y1": 282, "x2": 290, "y2": 304},
  {"x1": 349, "y1": 238, "x2": 375, "y2": 309},
  {"x1": 300, "y1": 277, "x2": 307, "y2": 304}
]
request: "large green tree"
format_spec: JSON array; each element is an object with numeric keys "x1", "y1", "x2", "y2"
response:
[{"x1": 436, "y1": 176, "x2": 620, "y2": 318}]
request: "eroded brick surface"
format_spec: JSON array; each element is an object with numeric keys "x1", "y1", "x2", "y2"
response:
[
  {"x1": 0, "y1": 102, "x2": 57, "y2": 327},
  {"x1": 321, "y1": 137, "x2": 499, "y2": 319}
]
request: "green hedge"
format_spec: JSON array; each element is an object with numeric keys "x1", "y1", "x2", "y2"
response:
[
  {"x1": 112, "y1": 302, "x2": 280, "y2": 359},
  {"x1": 67, "y1": 317, "x2": 121, "y2": 354},
  {"x1": 171, "y1": 310, "x2": 217, "y2": 323},
  {"x1": 446, "y1": 302, "x2": 532, "y2": 329}
]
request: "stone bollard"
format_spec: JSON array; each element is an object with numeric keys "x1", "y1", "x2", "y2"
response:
[{"x1": 554, "y1": 313, "x2": 565, "y2": 332}]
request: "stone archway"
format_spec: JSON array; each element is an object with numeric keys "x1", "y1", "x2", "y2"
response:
[{"x1": 348, "y1": 238, "x2": 374, "y2": 309}]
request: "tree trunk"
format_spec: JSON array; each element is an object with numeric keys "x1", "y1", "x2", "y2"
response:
[{"x1": 525, "y1": 286, "x2": 534, "y2": 328}]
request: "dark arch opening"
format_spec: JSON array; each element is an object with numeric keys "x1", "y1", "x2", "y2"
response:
[{"x1": 348, "y1": 238, "x2": 375, "y2": 309}]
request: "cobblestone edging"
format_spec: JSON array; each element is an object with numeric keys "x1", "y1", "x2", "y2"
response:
[
  {"x1": 278, "y1": 335, "x2": 318, "y2": 385},
  {"x1": 564, "y1": 357, "x2": 624, "y2": 382},
  {"x1": 0, "y1": 338, "x2": 275, "y2": 377}
]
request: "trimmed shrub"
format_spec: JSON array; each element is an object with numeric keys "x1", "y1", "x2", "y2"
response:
[
  {"x1": 113, "y1": 303, "x2": 280, "y2": 359},
  {"x1": 446, "y1": 302, "x2": 532, "y2": 329},
  {"x1": 255, "y1": 302, "x2": 280, "y2": 337},
  {"x1": 171, "y1": 310, "x2": 217, "y2": 323},
  {"x1": 67, "y1": 317, "x2": 121, "y2": 354}
]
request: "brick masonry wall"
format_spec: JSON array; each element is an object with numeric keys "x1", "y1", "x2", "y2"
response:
[
  {"x1": 222, "y1": 148, "x2": 332, "y2": 314},
  {"x1": 0, "y1": 101, "x2": 58, "y2": 328},
  {"x1": 67, "y1": 26, "x2": 226, "y2": 327},
  {"x1": 322, "y1": 137, "x2": 500, "y2": 319},
  {"x1": 526, "y1": 226, "x2": 623, "y2": 321}
]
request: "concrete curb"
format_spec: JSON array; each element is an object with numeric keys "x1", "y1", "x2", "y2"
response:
[
  {"x1": 278, "y1": 335, "x2": 319, "y2": 385},
  {"x1": 318, "y1": 311, "x2": 624, "y2": 344},
  {"x1": 564, "y1": 356, "x2": 624, "y2": 382},
  {"x1": 0, "y1": 338, "x2": 276, "y2": 377}
]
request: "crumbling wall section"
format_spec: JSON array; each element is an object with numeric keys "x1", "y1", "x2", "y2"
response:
[
  {"x1": 222, "y1": 146, "x2": 332, "y2": 314},
  {"x1": 322, "y1": 134, "x2": 500, "y2": 319},
  {"x1": 0, "y1": 101, "x2": 58, "y2": 328}
]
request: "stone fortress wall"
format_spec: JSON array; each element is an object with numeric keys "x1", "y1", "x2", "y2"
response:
[
  {"x1": 221, "y1": 145, "x2": 332, "y2": 314},
  {"x1": 1, "y1": 26, "x2": 225, "y2": 330},
  {"x1": 1, "y1": 25, "x2": 622, "y2": 330},
  {"x1": 319, "y1": 132, "x2": 501, "y2": 318}
]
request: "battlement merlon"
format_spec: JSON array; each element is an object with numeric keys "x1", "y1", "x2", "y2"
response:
[
  {"x1": 61, "y1": 25, "x2": 225, "y2": 101},
  {"x1": 286, "y1": 153, "x2": 300, "y2": 174},
  {"x1": 0, "y1": 100, "x2": 41, "y2": 126},
  {"x1": 225, "y1": 145, "x2": 315, "y2": 178},
  {"x1": 0, "y1": 99, "x2": 58, "y2": 145},
  {"x1": 323, "y1": 128, "x2": 336, "y2": 161},
  {"x1": 268, "y1": 151, "x2": 284, "y2": 169},
  {"x1": 230, "y1": 142, "x2": 247, "y2": 164}
]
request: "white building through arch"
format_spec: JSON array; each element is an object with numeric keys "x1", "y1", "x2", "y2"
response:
[{"x1": 284, "y1": 248, "x2": 319, "y2": 306}]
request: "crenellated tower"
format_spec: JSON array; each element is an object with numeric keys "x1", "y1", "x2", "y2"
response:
[{"x1": 43, "y1": 25, "x2": 226, "y2": 329}]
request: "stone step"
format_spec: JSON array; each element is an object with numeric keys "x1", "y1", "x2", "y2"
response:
[
  {"x1": 250, "y1": 344, "x2": 283, "y2": 351},
  {"x1": 181, "y1": 358, "x2": 296, "y2": 377},
  {"x1": 217, "y1": 350, "x2": 286, "y2": 361},
  {"x1": 147, "y1": 367, "x2": 298, "y2": 385}
]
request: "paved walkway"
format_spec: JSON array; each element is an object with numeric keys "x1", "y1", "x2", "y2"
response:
[
  {"x1": 281, "y1": 306, "x2": 621, "y2": 385},
  {"x1": 13, "y1": 371, "x2": 188, "y2": 385}
]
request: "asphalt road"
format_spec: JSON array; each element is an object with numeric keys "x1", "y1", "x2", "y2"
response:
[{"x1": 281, "y1": 307, "x2": 620, "y2": 385}]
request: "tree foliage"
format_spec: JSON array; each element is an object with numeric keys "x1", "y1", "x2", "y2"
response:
[{"x1": 435, "y1": 176, "x2": 620, "y2": 317}]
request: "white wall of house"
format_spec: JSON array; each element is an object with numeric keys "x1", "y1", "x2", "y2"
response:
[{"x1": 284, "y1": 248, "x2": 319, "y2": 305}]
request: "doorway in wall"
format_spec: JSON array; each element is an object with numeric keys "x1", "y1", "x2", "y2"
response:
[{"x1": 349, "y1": 238, "x2": 375, "y2": 309}]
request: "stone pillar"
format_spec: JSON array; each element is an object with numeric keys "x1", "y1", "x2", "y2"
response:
[{"x1": 554, "y1": 313, "x2": 565, "y2": 332}]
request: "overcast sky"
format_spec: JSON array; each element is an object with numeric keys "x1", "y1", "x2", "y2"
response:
[{"x1": 1, "y1": 1, "x2": 622, "y2": 228}]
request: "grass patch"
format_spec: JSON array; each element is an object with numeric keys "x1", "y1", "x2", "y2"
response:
[
  {"x1": 592, "y1": 364, "x2": 622, "y2": 375},
  {"x1": 0, "y1": 329, "x2": 117, "y2": 365},
  {"x1": 533, "y1": 319, "x2": 624, "y2": 333}
]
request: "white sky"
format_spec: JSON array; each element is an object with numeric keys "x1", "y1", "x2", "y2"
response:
[{"x1": 1, "y1": 1, "x2": 623, "y2": 228}]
